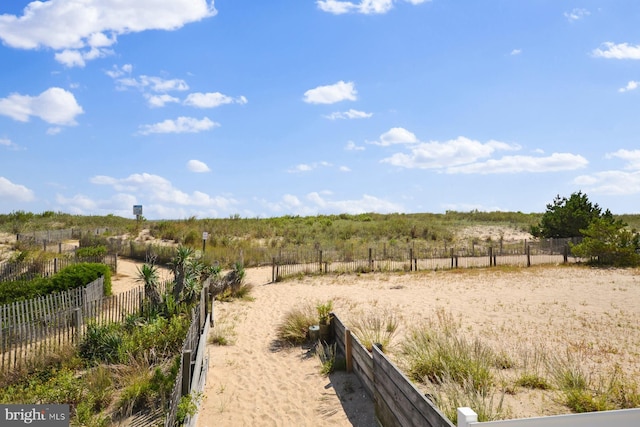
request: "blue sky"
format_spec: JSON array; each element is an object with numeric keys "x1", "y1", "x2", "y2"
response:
[{"x1": 1, "y1": 1, "x2": 639, "y2": 220}]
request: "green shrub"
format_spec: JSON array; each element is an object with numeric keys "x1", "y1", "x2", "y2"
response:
[
  {"x1": 49, "y1": 263, "x2": 112, "y2": 295},
  {"x1": 76, "y1": 245, "x2": 107, "y2": 258},
  {"x1": 0, "y1": 277, "x2": 49, "y2": 304},
  {"x1": 80, "y1": 323, "x2": 125, "y2": 364}
]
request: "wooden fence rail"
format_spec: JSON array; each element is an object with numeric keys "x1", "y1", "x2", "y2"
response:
[
  {"x1": 333, "y1": 313, "x2": 454, "y2": 427},
  {"x1": 272, "y1": 248, "x2": 579, "y2": 282}
]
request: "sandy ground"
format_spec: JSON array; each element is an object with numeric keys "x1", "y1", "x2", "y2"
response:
[
  {"x1": 188, "y1": 265, "x2": 640, "y2": 426},
  {"x1": 103, "y1": 228, "x2": 640, "y2": 426}
]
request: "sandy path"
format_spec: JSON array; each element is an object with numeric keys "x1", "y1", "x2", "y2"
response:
[{"x1": 196, "y1": 267, "x2": 376, "y2": 427}]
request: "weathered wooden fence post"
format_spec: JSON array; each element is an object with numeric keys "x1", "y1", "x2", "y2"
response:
[
  {"x1": 368, "y1": 248, "x2": 373, "y2": 271},
  {"x1": 488, "y1": 247, "x2": 493, "y2": 267},
  {"x1": 409, "y1": 248, "x2": 414, "y2": 271},
  {"x1": 73, "y1": 308, "x2": 82, "y2": 343},
  {"x1": 563, "y1": 244, "x2": 569, "y2": 263},
  {"x1": 181, "y1": 350, "x2": 193, "y2": 397},
  {"x1": 319, "y1": 250, "x2": 323, "y2": 273},
  {"x1": 345, "y1": 327, "x2": 352, "y2": 373},
  {"x1": 526, "y1": 244, "x2": 531, "y2": 267}
]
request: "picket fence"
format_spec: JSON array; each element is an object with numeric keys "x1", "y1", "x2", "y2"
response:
[
  {"x1": 272, "y1": 246, "x2": 579, "y2": 281},
  {"x1": 0, "y1": 277, "x2": 144, "y2": 374},
  {"x1": 0, "y1": 254, "x2": 118, "y2": 283}
]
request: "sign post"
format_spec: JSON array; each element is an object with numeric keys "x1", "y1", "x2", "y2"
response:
[
  {"x1": 133, "y1": 205, "x2": 143, "y2": 226},
  {"x1": 202, "y1": 231, "x2": 209, "y2": 253}
]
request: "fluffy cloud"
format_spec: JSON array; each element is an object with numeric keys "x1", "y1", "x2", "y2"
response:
[
  {"x1": 592, "y1": 42, "x2": 640, "y2": 60},
  {"x1": 381, "y1": 136, "x2": 522, "y2": 170},
  {"x1": 303, "y1": 81, "x2": 357, "y2": 104},
  {"x1": 138, "y1": 116, "x2": 219, "y2": 135},
  {"x1": 146, "y1": 94, "x2": 181, "y2": 108},
  {"x1": 90, "y1": 172, "x2": 236, "y2": 210},
  {"x1": 324, "y1": 109, "x2": 372, "y2": 120},
  {"x1": 618, "y1": 81, "x2": 639, "y2": 93},
  {"x1": 187, "y1": 159, "x2": 211, "y2": 172},
  {"x1": 184, "y1": 92, "x2": 248, "y2": 108},
  {"x1": 574, "y1": 170, "x2": 640, "y2": 196},
  {"x1": 317, "y1": 0, "x2": 429, "y2": 15},
  {"x1": 370, "y1": 127, "x2": 419, "y2": 146},
  {"x1": 0, "y1": 177, "x2": 35, "y2": 202},
  {"x1": 606, "y1": 149, "x2": 640, "y2": 170},
  {"x1": 0, "y1": 87, "x2": 83, "y2": 125},
  {"x1": 0, "y1": 0, "x2": 217, "y2": 66}
]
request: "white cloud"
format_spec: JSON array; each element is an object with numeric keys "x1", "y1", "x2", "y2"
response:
[
  {"x1": 345, "y1": 141, "x2": 365, "y2": 151},
  {"x1": 324, "y1": 109, "x2": 372, "y2": 120},
  {"x1": 574, "y1": 170, "x2": 640, "y2": 196},
  {"x1": 606, "y1": 149, "x2": 640, "y2": 170},
  {"x1": 55, "y1": 46, "x2": 113, "y2": 68},
  {"x1": 46, "y1": 127, "x2": 62, "y2": 135},
  {"x1": 0, "y1": 87, "x2": 83, "y2": 125},
  {"x1": 380, "y1": 136, "x2": 521, "y2": 169},
  {"x1": 339, "y1": 166, "x2": 351, "y2": 172},
  {"x1": 287, "y1": 161, "x2": 332, "y2": 173},
  {"x1": 317, "y1": 0, "x2": 428, "y2": 15},
  {"x1": 510, "y1": 49, "x2": 522, "y2": 56},
  {"x1": 0, "y1": 138, "x2": 21, "y2": 150},
  {"x1": 592, "y1": 42, "x2": 640, "y2": 60},
  {"x1": 445, "y1": 153, "x2": 589, "y2": 174},
  {"x1": 184, "y1": 92, "x2": 247, "y2": 108},
  {"x1": 303, "y1": 81, "x2": 357, "y2": 104},
  {"x1": 0, "y1": 1, "x2": 217, "y2": 67},
  {"x1": 146, "y1": 94, "x2": 180, "y2": 108},
  {"x1": 138, "y1": 116, "x2": 219, "y2": 135},
  {"x1": 117, "y1": 75, "x2": 189, "y2": 92},
  {"x1": 564, "y1": 8, "x2": 590, "y2": 22},
  {"x1": 106, "y1": 64, "x2": 133, "y2": 79},
  {"x1": 370, "y1": 127, "x2": 418, "y2": 146},
  {"x1": 618, "y1": 81, "x2": 639, "y2": 93},
  {"x1": 187, "y1": 159, "x2": 211, "y2": 173},
  {"x1": 0, "y1": 177, "x2": 35, "y2": 202},
  {"x1": 90, "y1": 172, "x2": 236, "y2": 210}
]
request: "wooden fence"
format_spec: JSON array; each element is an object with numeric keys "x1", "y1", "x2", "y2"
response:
[
  {"x1": 272, "y1": 244, "x2": 580, "y2": 282},
  {"x1": 165, "y1": 285, "x2": 211, "y2": 427},
  {"x1": 0, "y1": 277, "x2": 146, "y2": 375},
  {"x1": 0, "y1": 254, "x2": 118, "y2": 283},
  {"x1": 333, "y1": 313, "x2": 454, "y2": 427}
]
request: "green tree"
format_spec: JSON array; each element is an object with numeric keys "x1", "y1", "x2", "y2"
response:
[
  {"x1": 531, "y1": 192, "x2": 603, "y2": 238},
  {"x1": 571, "y1": 216, "x2": 640, "y2": 267}
]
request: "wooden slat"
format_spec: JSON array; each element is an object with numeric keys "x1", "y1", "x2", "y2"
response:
[{"x1": 373, "y1": 346, "x2": 454, "y2": 427}]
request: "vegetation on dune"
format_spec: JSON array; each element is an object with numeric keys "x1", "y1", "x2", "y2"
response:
[{"x1": 0, "y1": 246, "x2": 217, "y2": 425}]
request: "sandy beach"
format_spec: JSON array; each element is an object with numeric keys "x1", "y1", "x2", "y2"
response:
[{"x1": 189, "y1": 264, "x2": 639, "y2": 426}]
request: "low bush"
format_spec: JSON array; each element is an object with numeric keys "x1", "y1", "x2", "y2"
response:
[{"x1": 276, "y1": 303, "x2": 317, "y2": 345}]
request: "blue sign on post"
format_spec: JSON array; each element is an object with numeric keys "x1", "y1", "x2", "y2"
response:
[{"x1": 133, "y1": 205, "x2": 143, "y2": 216}]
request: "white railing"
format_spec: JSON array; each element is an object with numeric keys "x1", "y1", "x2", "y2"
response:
[{"x1": 457, "y1": 407, "x2": 640, "y2": 427}]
